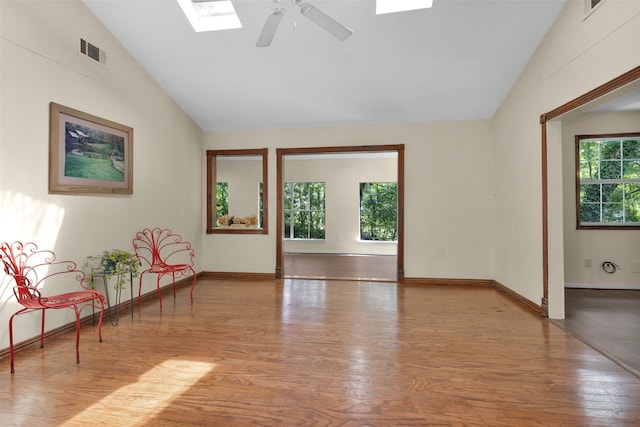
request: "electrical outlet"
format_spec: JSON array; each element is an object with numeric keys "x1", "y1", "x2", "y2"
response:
[
  {"x1": 584, "y1": 259, "x2": 592, "y2": 268},
  {"x1": 631, "y1": 261, "x2": 640, "y2": 273}
]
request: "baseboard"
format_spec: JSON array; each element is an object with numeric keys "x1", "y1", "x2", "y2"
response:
[
  {"x1": 0, "y1": 272, "x2": 203, "y2": 360},
  {"x1": 201, "y1": 271, "x2": 276, "y2": 280},
  {"x1": 565, "y1": 282, "x2": 640, "y2": 290},
  {"x1": 402, "y1": 277, "x2": 494, "y2": 287},
  {"x1": 492, "y1": 280, "x2": 541, "y2": 315}
]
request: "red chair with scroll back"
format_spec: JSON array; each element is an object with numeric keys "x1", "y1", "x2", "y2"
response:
[
  {"x1": 132, "y1": 228, "x2": 196, "y2": 310},
  {"x1": 0, "y1": 241, "x2": 106, "y2": 373}
]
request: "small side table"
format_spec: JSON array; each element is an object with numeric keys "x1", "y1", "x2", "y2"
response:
[{"x1": 92, "y1": 267, "x2": 134, "y2": 326}]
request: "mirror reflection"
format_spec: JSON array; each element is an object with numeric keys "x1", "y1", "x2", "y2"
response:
[{"x1": 206, "y1": 148, "x2": 268, "y2": 234}]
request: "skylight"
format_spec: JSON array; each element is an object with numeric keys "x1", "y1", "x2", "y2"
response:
[
  {"x1": 376, "y1": 0, "x2": 433, "y2": 15},
  {"x1": 176, "y1": 0, "x2": 242, "y2": 32}
]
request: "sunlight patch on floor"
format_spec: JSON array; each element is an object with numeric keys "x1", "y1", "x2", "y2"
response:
[{"x1": 62, "y1": 359, "x2": 215, "y2": 425}]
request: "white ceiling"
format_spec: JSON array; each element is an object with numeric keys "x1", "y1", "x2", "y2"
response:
[{"x1": 83, "y1": 0, "x2": 566, "y2": 132}]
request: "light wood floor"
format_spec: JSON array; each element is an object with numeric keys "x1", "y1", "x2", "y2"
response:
[
  {"x1": 1, "y1": 278, "x2": 640, "y2": 426},
  {"x1": 554, "y1": 288, "x2": 640, "y2": 377},
  {"x1": 284, "y1": 253, "x2": 397, "y2": 281}
]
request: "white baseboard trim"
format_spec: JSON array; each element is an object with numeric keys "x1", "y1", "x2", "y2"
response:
[{"x1": 565, "y1": 282, "x2": 640, "y2": 290}]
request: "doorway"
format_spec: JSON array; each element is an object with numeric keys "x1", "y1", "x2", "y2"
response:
[
  {"x1": 276, "y1": 144, "x2": 405, "y2": 281},
  {"x1": 541, "y1": 66, "x2": 640, "y2": 375},
  {"x1": 540, "y1": 65, "x2": 640, "y2": 318}
]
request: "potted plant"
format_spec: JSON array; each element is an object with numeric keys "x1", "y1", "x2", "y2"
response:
[{"x1": 86, "y1": 249, "x2": 140, "y2": 290}]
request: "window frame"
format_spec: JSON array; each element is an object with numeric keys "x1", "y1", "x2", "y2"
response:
[
  {"x1": 283, "y1": 181, "x2": 326, "y2": 240},
  {"x1": 575, "y1": 133, "x2": 640, "y2": 230},
  {"x1": 206, "y1": 148, "x2": 268, "y2": 234}
]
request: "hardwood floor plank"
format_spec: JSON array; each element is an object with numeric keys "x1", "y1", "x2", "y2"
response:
[{"x1": 1, "y1": 279, "x2": 639, "y2": 426}]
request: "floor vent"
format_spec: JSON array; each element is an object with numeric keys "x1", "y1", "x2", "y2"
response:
[{"x1": 80, "y1": 38, "x2": 107, "y2": 66}]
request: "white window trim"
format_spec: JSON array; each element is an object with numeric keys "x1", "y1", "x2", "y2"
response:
[{"x1": 577, "y1": 134, "x2": 640, "y2": 227}]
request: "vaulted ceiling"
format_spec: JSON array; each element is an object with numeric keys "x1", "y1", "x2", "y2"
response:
[{"x1": 83, "y1": 0, "x2": 566, "y2": 131}]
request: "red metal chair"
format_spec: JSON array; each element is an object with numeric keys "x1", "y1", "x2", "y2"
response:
[
  {"x1": 0, "y1": 241, "x2": 106, "y2": 373},
  {"x1": 132, "y1": 228, "x2": 196, "y2": 310}
]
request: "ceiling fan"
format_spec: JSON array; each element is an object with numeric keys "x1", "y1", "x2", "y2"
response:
[{"x1": 256, "y1": 0, "x2": 353, "y2": 47}]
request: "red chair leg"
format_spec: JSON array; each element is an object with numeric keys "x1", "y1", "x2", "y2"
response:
[
  {"x1": 40, "y1": 308, "x2": 46, "y2": 348},
  {"x1": 8, "y1": 307, "x2": 28, "y2": 373},
  {"x1": 172, "y1": 272, "x2": 177, "y2": 298},
  {"x1": 156, "y1": 275, "x2": 163, "y2": 311},
  {"x1": 74, "y1": 306, "x2": 81, "y2": 364},
  {"x1": 190, "y1": 271, "x2": 196, "y2": 303},
  {"x1": 9, "y1": 314, "x2": 17, "y2": 374}
]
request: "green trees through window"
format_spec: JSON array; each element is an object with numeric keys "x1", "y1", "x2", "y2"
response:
[
  {"x1": 283, "y1": 181, "x2": 398, "y2": 241},
  {"x1": 577, "y1": 134, "x2": 640, "y2": 227},
  {"x1": 216, "y1": 182, "x2": 229, "y2": 222},
  {"x1": 360, "y1": 182, "x2": 398, "y2": 241},
  {"x1": 284, "y1": 182, "x2": 326, "y2": 239}
]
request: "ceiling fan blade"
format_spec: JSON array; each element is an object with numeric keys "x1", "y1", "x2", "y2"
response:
[
  {"x1": 256, "y1": 8, "x2": 286, "y2": 47},
  {"x1": 299, "y1": 3, "x2": 352, "y2": 41}
]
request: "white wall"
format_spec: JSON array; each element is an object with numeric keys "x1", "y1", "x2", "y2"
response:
[
  {"x1": 493, "y1": 0, "x2": 640, "y2": 318},
  {"x1": 562, "y1": 111, "x2": 640, "y2": 289},
  {"x1": 203, "y1": 120, "x2": 494, "y2": 279},
  {"x1": 284, "y1": 156, "x2": 397, "y2": 255},
  {"x1": 0, "y1": 1, "x2": 203, "y2": 349}
]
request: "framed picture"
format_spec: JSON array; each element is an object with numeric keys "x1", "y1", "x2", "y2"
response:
[{"x1": 49, "y1": 102, "x2": 133, "y2": 194}]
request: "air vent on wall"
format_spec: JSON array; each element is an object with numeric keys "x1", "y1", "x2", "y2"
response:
[
  {"x1": 79, "y1": 38, "x2": 107, "y2": 66},
  {"x1": 584, "y1": 0, "x2": 605, "y2": 18}
]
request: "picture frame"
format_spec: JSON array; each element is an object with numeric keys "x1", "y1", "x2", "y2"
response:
[{"x1": 49, "y1": 102, "x2": 133, "y2": 194}]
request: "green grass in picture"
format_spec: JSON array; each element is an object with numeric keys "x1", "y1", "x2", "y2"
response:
[{"x1": 65, "y1": 154, "x2": 124, "y2": 182}]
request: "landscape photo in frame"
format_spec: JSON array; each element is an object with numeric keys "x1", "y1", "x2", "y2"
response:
[{"x1": 49, "y1": 102, "x2": 133, "y2": 194}]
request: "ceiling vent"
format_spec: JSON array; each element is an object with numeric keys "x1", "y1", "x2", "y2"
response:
[{"x1": 79, "y1": 38, "x2": 107, "y2": 66}]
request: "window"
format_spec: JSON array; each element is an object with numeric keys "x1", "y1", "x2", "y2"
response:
[
  {"x1": 376, "y1": 0, "x2": 433, "y2": 15},
  {"x1": 176, "y1": 0, "x2": 242, "y2": 32},
  {"x1": 216, "y1": 181, "x2": 265, "y2": 228},
  {"x1": 259, "y1": 182, "x2": 264, "y2": 228},
  {"x1": 577, "y1": 134, "x2": 640, "y2": 228},
  {"x1": 284, "y1": 182, "x2": 325, "y2": 239},
  {"x1": 206, "y1": 148, "x2": 268, "y2": 234},
  {"x1": 216, "y1": 182, "x2": 228, "y2": 225},
  {"x1": 360, "y1": 182, "x2": 398, "y2": 241}
]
